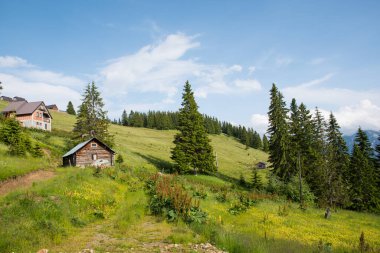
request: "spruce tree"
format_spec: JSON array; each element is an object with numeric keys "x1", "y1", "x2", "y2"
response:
[
  {"x1": 0, "y1": 118, "x2": 27, "y2": 156},
  {"x1": 32, "y1": 143, "x2": 43, "y2": 157},
  {"x1": 324, "y1": 112, "x2": 349, "y2": 207},
  {"x1": 171, "y1": 81, "x2": 216, "y2": 174},
  {"x1": 348, "y1": 129, "x2": 379, "y2": 211},
  {"x1": 308, "y1": 107, "x2": 328, "y2": 202},
  {"x1": 66, "y1": 101, "x2": 76, "y2": 115},
  {"x1": 289, "y1": 98, "x2": 301, "y2": 176},
  {"x1": 73, "y1": 81, "x2": 114, "y2": 146},
  {"x1": 121, "y1": 110, "x2": 128, "y2": 126},
  {"x1": 251, "y1": 167, "x2": 263, "y2": 190},
  {"x1": 375, "y1": 135, "x2": 380, "y2": 197},
  {"x1": 267, "y1": 84, "x2": 291, "y2": 182},
  {"x1": 262, "y1": 135, "x2": 269, "y2": 152}
]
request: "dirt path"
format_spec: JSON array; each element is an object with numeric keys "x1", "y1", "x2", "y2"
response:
[
  {"x1": 49, "y1": 216, "x2": 227, "y2": 253},
  {"x1": 0, "y1": 170, "x2": 56, "y2": 196}
]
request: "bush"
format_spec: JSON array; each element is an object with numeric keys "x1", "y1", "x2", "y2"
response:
[
  {"x1": 145, "y1": 173, "x2": 207, "y2": 223},
  {"x1": 267, "y1": 174, "x2": 315, "y2": 204},
  {"x1": 215, "y1": 189, "x2": 228, "y2": 203},
  {"x1": 228, "y1": 192, "x2": 256, "y2": 215}
]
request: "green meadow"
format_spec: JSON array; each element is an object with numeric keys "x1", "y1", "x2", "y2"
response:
[{"x1": 0, "y1": 100, "x2": 379, "y2": 252}]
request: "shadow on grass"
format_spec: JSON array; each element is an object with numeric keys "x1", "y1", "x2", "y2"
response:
[{"x1": 132, "y1": 151, "x2": 175, "y2": 172}]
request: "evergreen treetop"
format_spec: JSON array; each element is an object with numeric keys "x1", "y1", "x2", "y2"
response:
[
  {"x1": 66, "y1": 101, "x2": 76, "y2": 115},
  {"x1": 73, "y1": 81, "x2": 114, "y2": 146}
]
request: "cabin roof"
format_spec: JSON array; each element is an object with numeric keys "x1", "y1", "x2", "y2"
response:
[
  {"x1": 62, "y1": 137, "x2": 115, "y2": 157},
  {"x1": 2, "y1": 101, "x2": 52, "y2": 119}
]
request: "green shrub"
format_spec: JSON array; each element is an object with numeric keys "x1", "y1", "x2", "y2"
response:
[{"x1": 145, "y1": 173, "x2": 207, "y2": 224}]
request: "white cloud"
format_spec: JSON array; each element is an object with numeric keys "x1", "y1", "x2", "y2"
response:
[
  {"x1": 229, "y1": 65, "x2": 243, "y2": 72},
  {"x1": 250, "y1": 114, "x2": 268, "y2": 135},
  {"x1": 283, "y1": 73, "x2": 380, "y2": 107},
  {"x1": 283, "y1": 74, "x2": 380, "y2": 134},
  {"x1": 323, "y1": 100, "x2": 380, "y2": 134},
  {"x1": 0, "y1": 73, "x2": 82, "y2": 110},
  {"x1": 0, "y1": 56, "x2": 31, "y2": 68},
  {"x1": 101, "y1": 33, "x2": 262, "y2": 102},
  {"x1": 21, "y1": 70, "x2": 84, "y2": 88},
  {"x1": 101, "y1": 33, "x2": 200, "y2": 97}
]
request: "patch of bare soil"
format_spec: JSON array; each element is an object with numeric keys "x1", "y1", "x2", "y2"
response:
[{"x1": 0, "y1": 170, "x2": 56, "y2": 196}]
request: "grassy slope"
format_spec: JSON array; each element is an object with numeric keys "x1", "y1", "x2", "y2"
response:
[
  {"x1": 51, "y1": 110, "x2": 380, "y2": 251},
  {"x1": 1, "y1": 100, "x2": 380, "y2": 252},
  {"x1": 51, "y1": 110, "x2": 269, "y2": 181}
]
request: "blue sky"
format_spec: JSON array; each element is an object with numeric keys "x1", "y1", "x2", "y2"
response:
[{"x1": 1, "y1": 0, "x2": 379, "y2": 134}]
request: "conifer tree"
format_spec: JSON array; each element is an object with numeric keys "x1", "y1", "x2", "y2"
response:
[
  {"x1": 375, "y1": 135, "x2": 380, "y2": 195},
  {"x1": 32, "y1": 143, "x2": 43, "y2": 157},
  {"x1": 288, "y1": 101, "x2": 314, "y2": 207},
  {"x1": 73, "y1": 81, "x2": 114, "y2": 146},
  {"x1": 289, "y1": 98, "x2": 301, "y2": 176},
  {"x1": 267, "y1": 84, "x2": 291, "y2": 182},
  {"x1": 66, "y1": 101, "x2": 76, "y2": 115},
  {"x1": 121, "y1": 110, "x2": 128, "y2": 126},
  {"x1": 0, "y1": 118, "x2": 27, "y2": 155},
  {"x1": 323, "y1": 112, "x2": 349, "y2": 207},
  {"x1": 262, "y1": 135, "x2": 269, "y2": 152},
  {"x1": 348, "y1": 128, "x2": 379, "y2": 211},
  {"x1": 307, "y1": 107, "x2": 328, "y2": 201},
  {"x1": 251, "y1": 167, "x2": 263, "y2": 190},
  {"x1": 171, "y1": 81, "x2": 216, "y2": 174}
]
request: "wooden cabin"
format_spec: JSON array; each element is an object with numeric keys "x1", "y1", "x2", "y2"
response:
[
  {"x1": 63, "y1": 137, "x2": 115, "y2": 167},
  {"x1": 2, "y1": 101, "x2": 52, "y2": 131},
  {"x1": 256, "y1": 162, "x2": 267, "y2": 169}
]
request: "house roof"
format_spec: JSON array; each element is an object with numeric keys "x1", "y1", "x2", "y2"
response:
[
  {"x1": 2, "y1": 101, "x2": 28, "y2": 112},
  {"x1": 13, "y1": 96, "x2": 27, "y2": 102},
  {"x1": 62, "y1": 137, "x2": 115, "y2": 157},
  {"x1": 46, "y1": 104, "x2": 58, "y2": 109},
  {"x1": 2, "y1": 101, "x2": 53, "y2": 119}
]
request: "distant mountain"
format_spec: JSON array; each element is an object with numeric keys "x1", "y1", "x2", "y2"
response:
[{"x1": 344, "y1": 130, "x2": 380, "y2": 153}]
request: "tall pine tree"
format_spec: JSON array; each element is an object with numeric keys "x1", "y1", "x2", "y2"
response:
[
  {"x1": 323, "y1": 112, "x2": 349, "y2": 207},
  {"x1": 171, "y1": 81, "x2": 216, "y2": 174},
  {"x1": 267, "y1": 84, "x2": 291, "y2": 182},
  {"x1": 376, "y1": 135, "x2": 380, "y2": 193},
  {"x1": 348, "y1": 128, "x2": 379, "y2": 211},
  {"x1": 66, "y1": 101, "x2": 76, "y2": 115},
  {"x1": 121, "y1": 110, "x2": 128, "y2": 126},
  {"x1": 262, "y1": 135, "x2": 269, "y2": 152},
  {"x1": 73, "y1": 81, "x2": 114, "y2": 146},
  {"x1": 308, "y1": 107, "x2": 328, "y2": 203}
]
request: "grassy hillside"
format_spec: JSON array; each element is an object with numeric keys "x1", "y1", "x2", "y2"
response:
[
  {"x1": 51, "y1": 110, "x2": 269, "y2": 181},
  {"x1": 1, "y1": 100, "x2": 380, "y2": 252}
]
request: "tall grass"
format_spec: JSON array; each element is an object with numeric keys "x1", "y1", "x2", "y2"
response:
[{"x1": 0, "y1": 167, "x2": 128, "y2": 252}]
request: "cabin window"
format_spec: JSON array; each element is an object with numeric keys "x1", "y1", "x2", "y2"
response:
[
  {"x1": 92, "y1": 154, "x2": 97, "y2": 160},
  {"x1": 91, "y1": 143, "x2": 97, "y2": 148}
]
